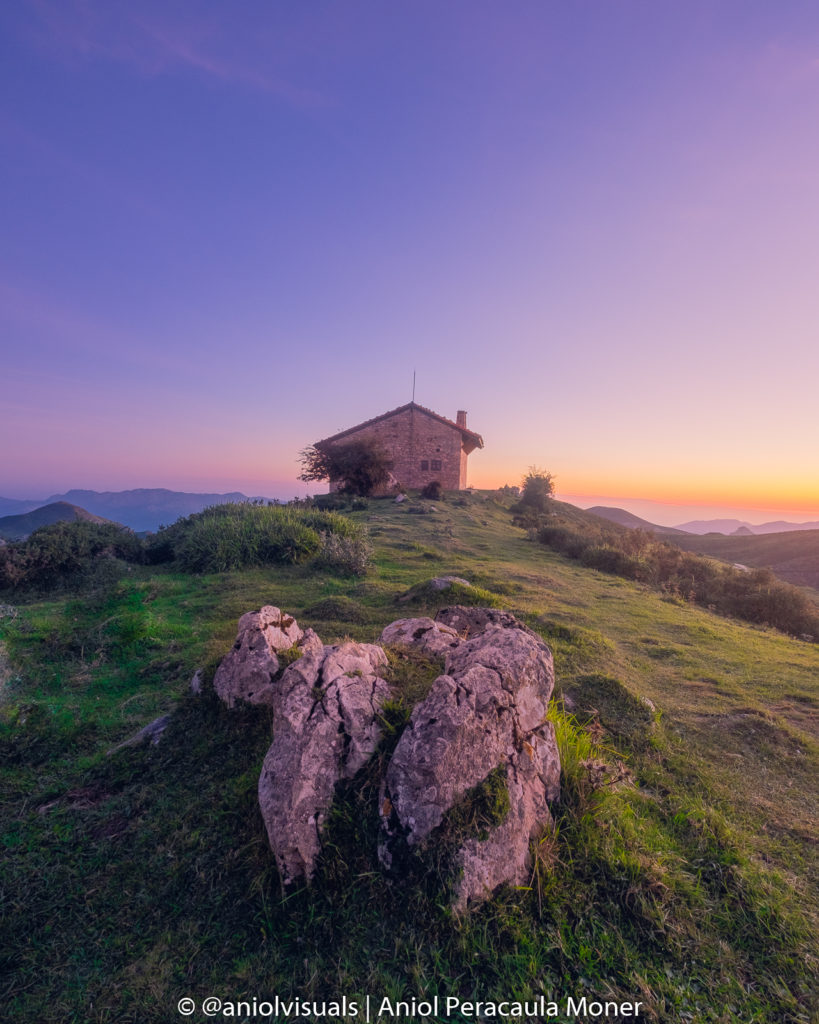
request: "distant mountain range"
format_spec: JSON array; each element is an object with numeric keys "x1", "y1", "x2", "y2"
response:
[
  {"x1": 0, "y1": 502, "x2": 111, "y2": 541},
  {"x1": 673, "y1": 518, "x2": 819, "y2": 535},
  {"x1": 584, "y1": 504, "x2": 819, "y2": 589},
  {"x1": 585, "y1": 506, "x2": 687, "y2": 534},
  {"x1": 586, "y1": 506, "x2": 819, "y2": 536},
  {"x1": 669, "y1": 529, "x2": 819, "y2": 591},
  {"x1": 0, "y1": 489, "x2": 269, "y2": 533}
]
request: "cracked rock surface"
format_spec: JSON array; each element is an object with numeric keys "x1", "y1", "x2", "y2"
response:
[
  {"x1": 379, "y1": 617, "x2": 462, "y2": 657},
  {"x1": 380, "y1": 622, "x2": 559, "y2": 909},
  {"x1": 257, "y1": 639, "x2": 390, "y2": 885},
  {"x1": 213, "y1": 605, "x2": 311, "y2": 707},
  {"x1": 214, "y1": 605, "x2": 561, "y2": 907},
  {"x1": 434, "y1": 605, "x2": 539, "y2": 640}
]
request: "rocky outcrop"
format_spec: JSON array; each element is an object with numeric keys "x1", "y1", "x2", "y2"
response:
[
  {"x1": 213, "y1": 606, "x2": 319, "y2": 707},
  {"x1": 435, "y1": 605, "x2": 537, "y2": 639},
  {"x1": 212, "y1": 605, "x2": 560, "y2": 909},
  {"x1": 429, "y1": 576, "x2": 471, "y2": 590},
  {"x1": 258, "y1": 639, "x2": 390, "y2": 884},
  {"x1": 397, "y1": 576, "x2": 473, "y2": 603},
  {"x1": 379, "y1": 617, "x2": 462, "y2": 656},
  {"x1": 379, "y1": 622, "x2": 559, "y2": 910}
]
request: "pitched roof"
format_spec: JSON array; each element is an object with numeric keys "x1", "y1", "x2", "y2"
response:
[{"x1": 316, "y1": 402, "x2": 484, "y2": 451}]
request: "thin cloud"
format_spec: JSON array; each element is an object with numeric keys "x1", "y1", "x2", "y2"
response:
[{"x1": 23, "y1": 0, "x2": 328, "y2": 107}]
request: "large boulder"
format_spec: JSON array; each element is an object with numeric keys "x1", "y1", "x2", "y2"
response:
[
  {"x1": 379, "y1": 622, "x2": 559, "y2": 910},
  {"x1": 212, "y1": 603, "x2": 561, "y2": 911},
  {"x1": 379, "y1": 617, "x2": 462, "y2": 657},
  {"x1": 435, "y1": 605, "x2": 537, "y2": 639},
  {"x1": 213, "y1": 606, "x2": 317, "y2": 707},
  {"x1": 258, "y1": 640, "x2": 390, "y2": 884}
]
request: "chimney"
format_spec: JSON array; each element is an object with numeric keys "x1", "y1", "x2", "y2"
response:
[{"x1": 456, "y1": 410, "x2": 467, "y2": 429}]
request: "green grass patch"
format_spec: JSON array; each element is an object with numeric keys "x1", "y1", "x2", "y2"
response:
[{"x1": 1, "y1": 492, "x2": 817, "y2": 1022}]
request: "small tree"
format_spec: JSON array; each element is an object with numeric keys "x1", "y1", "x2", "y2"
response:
[
  {"x1": 517, "y1": 467, "x2": 555, "y2": 513},
  {"x1": 299, "y1": 439, "x2": 393, "y2": 497}
]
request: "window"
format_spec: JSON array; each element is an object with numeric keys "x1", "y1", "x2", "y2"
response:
[
  {"x1": 431, "y1": 459, "x2": 442, "y2": 471},
  {"x1": 420, "y1": 460, "x2": 429, "y2": 471}
]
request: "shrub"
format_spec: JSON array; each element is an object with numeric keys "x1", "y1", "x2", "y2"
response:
[
  {"x1": 312, "y1": 493, "x2": 350, "y2": 512},
  {"x1": 143, "y1": 503, "x2": 368, "y2": 574},
  {"x1": 536, "y1": 524, "x2": 589, "y2": 560},
  {"x1": 512, "y1": 467, "x2": 554, "y2": 515},
  {"x1": 0, "y1": 522, "x2": 142, "y2": 594},
  {"x1": 315, "y1": 530, "x2": 373, "y2": 576},
  {"x1": 421, "y1": 481, "x2": 443, "y2": 500},
  {"x1": 580, "y1": 544, "x2": 644, "y2": 580}
]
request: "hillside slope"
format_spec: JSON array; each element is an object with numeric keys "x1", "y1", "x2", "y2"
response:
[
  {"x1": 586, "y1": 505, "x2": 687, "y2": 534},
  {"x1": 669, "y1": 527, "x2": 819, "y2": 589},
  {"x1": 0, "y1": 501, "x2": 111, "y2": 541},
  {"x1": 1, "y1": 493, "x2": 817, "y2": 1023}
]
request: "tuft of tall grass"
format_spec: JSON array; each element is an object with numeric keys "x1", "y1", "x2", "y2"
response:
[{"x1": 145, "y1": 502, "x2": 370, "y2": 574}]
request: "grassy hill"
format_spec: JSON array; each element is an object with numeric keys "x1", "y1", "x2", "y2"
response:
[
  {"x1": 669, "y1": 528, "x2": 819, "y2": 590},
  {"x1": 0, "y1": 501, "x2": 111, "y2": 541},
  {"x1": 1, "y1": 494, "x2": 817, "y2": 1023},
  {"x1": 585, "y1": 506, "x2": 686, "y2": 535}
]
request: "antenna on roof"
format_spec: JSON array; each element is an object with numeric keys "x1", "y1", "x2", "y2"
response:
[{"x1": 412, "y1": 369, "x2": 416, "y2": 403}]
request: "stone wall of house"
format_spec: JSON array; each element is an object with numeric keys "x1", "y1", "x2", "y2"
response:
[{"x1": 326, "y1": 407, "x2": 468, "y2": 491}]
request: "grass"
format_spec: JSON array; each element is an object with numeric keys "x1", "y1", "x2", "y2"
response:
[
  {"x1": 668, "y1": 527, "x2": 819, "y2": 590},
  {"x1": 1, "y1": 491, "x2": 817, "y2": 1022}
]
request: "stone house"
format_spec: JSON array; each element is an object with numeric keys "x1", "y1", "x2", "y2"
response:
[{"x1": 315, "y1": 402, "x2": 484, "y2": 493}]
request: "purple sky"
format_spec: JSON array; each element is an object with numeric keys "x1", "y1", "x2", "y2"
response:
[{"x1": 2, "y1": 2, "x2": 818, "y2": 523}]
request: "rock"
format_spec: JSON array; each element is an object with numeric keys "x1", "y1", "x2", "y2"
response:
[
  {"x1": 394, "y1": 493, "x2": 406, "y2": 503},
  {"x1": 107, "y1": 714, "x2": 172, "y2": 755},
  {"x1": 213, "y1": 606, "x2": 305, "y2": 707},
  {"x1": 435, "y1": 605, "x2": 535, "y2": 639},
  {"x1": 210, "y1": 603, "x2": 563, "y2": 910},
  {"x1": 379, "y1": 622, "x2": 559, "y2": 910},
  {"x1": 258, "y1": 640, "x2": 391, "y2": 884},
  {"x1": 297, "y1": 627, "x2": 324, "y2": 657},
  {"x1": 379, "y1": 617, "x2": 462, "y2": 656},
  {"x1": 190, "y1": 668, "x2": 205, "y2": 695},
  {"x1": 397, "y1": 577, "x2": 473, "y2": 603},
  {"x1": 430, "y1": 576, "x2": 471, "y2": 590}
]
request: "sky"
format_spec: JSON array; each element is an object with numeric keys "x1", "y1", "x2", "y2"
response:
[{"x1": 2, "y1": 1, "x2": 818, "y2": 525}]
